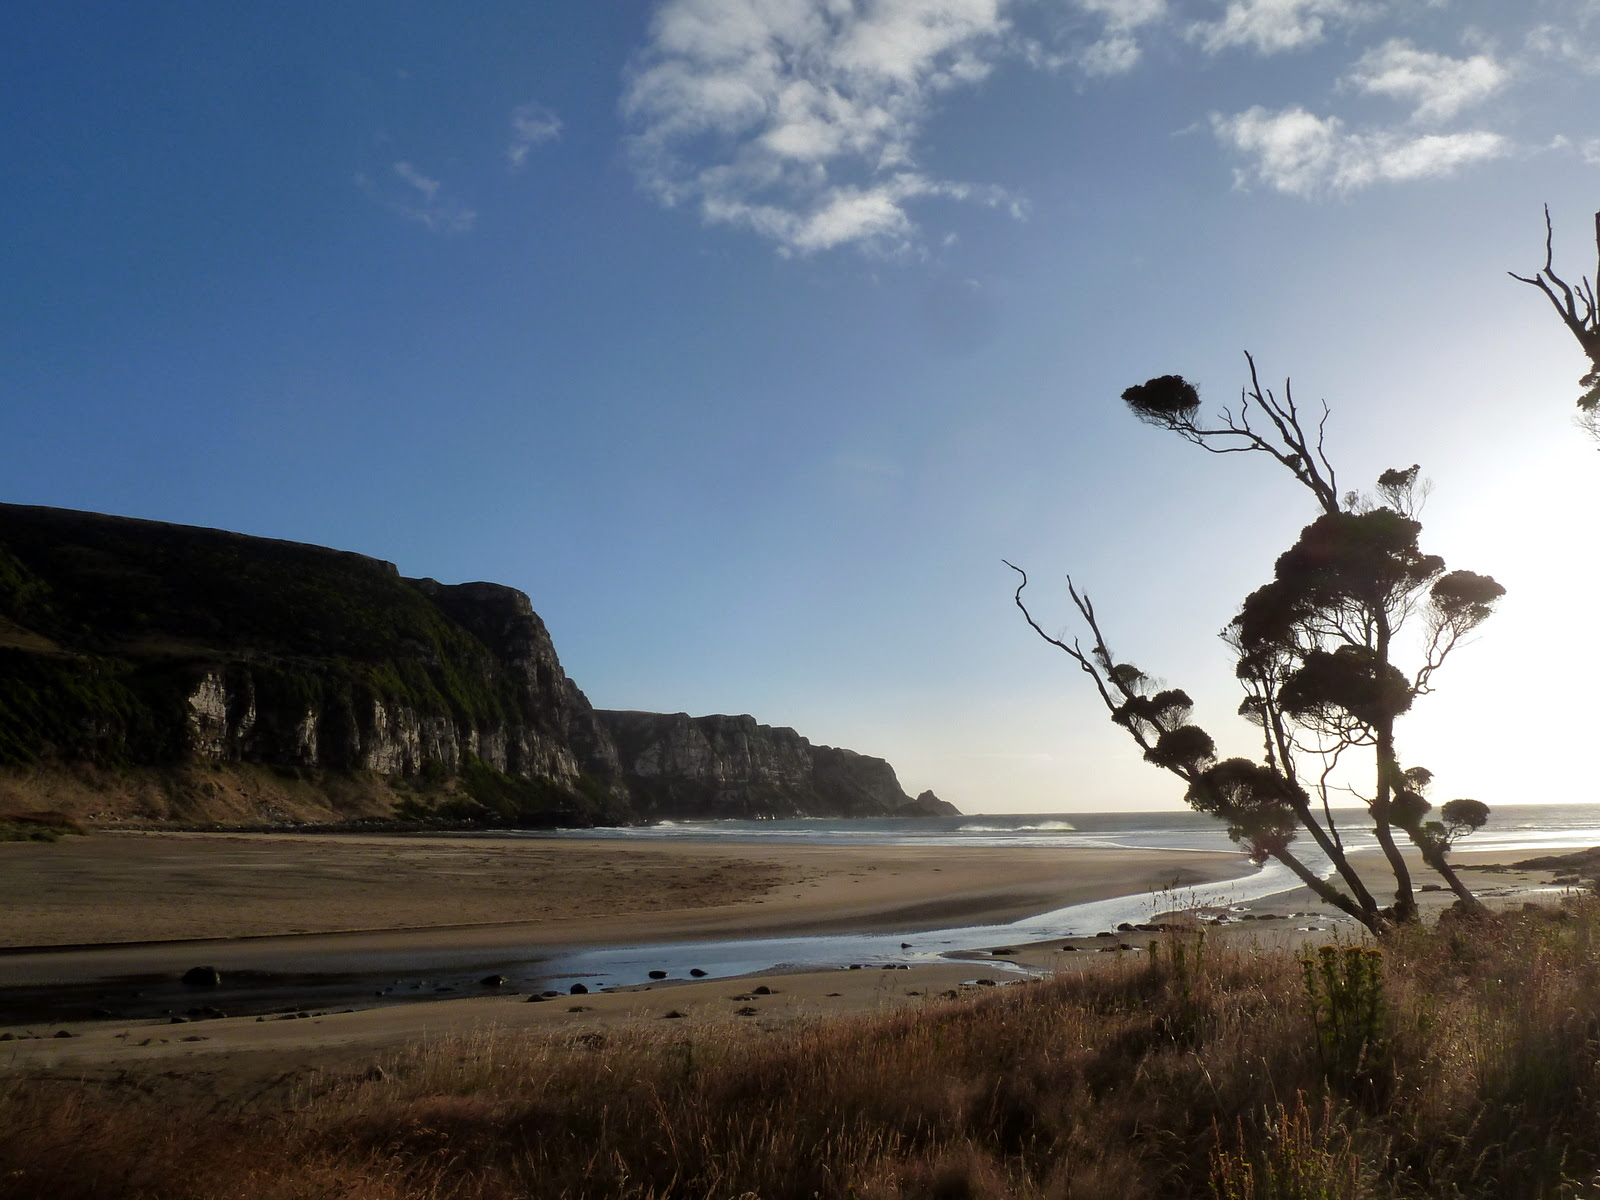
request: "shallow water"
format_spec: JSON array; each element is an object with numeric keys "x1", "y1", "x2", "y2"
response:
[{"x1": 5, "y1": 805, "x2": 1597, "y2": 1026}]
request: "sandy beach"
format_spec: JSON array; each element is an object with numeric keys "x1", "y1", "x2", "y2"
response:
[{"x1": 0, "y1": 831, "x2": 1570, "y2": 1084}]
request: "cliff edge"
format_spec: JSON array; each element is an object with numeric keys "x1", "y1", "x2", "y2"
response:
[{"x1": 0, "y1": 504, "x2": 956, "y2": 826}]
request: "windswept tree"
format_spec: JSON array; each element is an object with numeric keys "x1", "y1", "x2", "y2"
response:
[
  {"x1": 1009, "y1": 358, "x2": 1503, "y2": 933},
  {"x1": 1511, "y1": 206, "x2": 1600, "y2": 440}
]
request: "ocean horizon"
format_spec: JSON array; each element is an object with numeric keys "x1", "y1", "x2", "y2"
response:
[{"x1": 530, "y1": 802, "x2": 1600, "y2": 858}]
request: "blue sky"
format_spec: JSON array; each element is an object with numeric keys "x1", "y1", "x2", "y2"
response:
[{"x1": 4, "y1": 0, "x2": 1599, "y2": 813}]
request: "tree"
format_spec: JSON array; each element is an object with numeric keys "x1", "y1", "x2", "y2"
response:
[
  {"x1": 1009, "y1": 357, "x2": 1503, "y2": 934},
  {"x1": 1510, "y1": 206, "x2": 1600, "y2": 440}
]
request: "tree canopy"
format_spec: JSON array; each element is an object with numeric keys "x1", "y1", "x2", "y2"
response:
[{"x1": 1010, "y1": 357, "x2": 1503, "y2": 934}]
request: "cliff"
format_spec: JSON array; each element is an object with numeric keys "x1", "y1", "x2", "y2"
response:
[
  {"x1": 597, "y1": 710, "x2": 956, "y2": 820},
  {"x1": 0, "y1": 504, "x2": 954, "y2": 826}
]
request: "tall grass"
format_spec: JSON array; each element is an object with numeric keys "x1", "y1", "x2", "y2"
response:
[{"x1": 5, "y1": 901, "x2": 1600, "y2": 1198}]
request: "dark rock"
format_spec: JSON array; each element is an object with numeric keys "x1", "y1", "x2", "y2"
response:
[
  {"x1": 526, "y1": 994, "x2": 547, "y2": 1003},
  {"x1": 569, "y1": 983, "x2": 589, "y2": 995},
  {"x1": 88, "y1": 1008, "x2": 115, "y2": 1019},
  {"x1": 1134, "y1": 923, "x2": 1162, "y2": 933},
  {"x1": 662, "y1": 1010, "x2": 685, "y2": 1019},
  {"x1": 1116, "y1": 923, "x2": 1136, "y2": 932},
  {"x1": 53, "y1": 1030, "x2": 74, "y2": 1038},
  {"x1": 181, "y1": 966, "x2": 221, "y2": 988},
  {"x1": 169, "y1": 1016, "x2": 188, "y2": 1024},
  {"x1": 1096, "y1": 931, "x2": 1114, "y2": 938},
  {"x1": 991, "y1": 948, "x2": 1017, "y2": 956},
  {"x1": 849, "y1": 964, "x2": 862, "y2": 970},
  {"x1": 648, "y1": 970, "x2": 668, "y2": 980},
  {"x1": 0, "y1": 1033, "x2": 13, "y2": 1042},
  {"x1": 567, "y1": 1005, "x2": 589, "y2": 1013},
  {"x1": 689, "y1": 968, "x2": 707, "y2": 977},
  {"x1": 1059, "y1": 946, "x2": 1079, "y2": 952},
  {"x1": 542, "y1": 991, "x2": 560, "y2": 998},
  {"x1": 974, "y1": 978, "x2": 995, "y2": 987},
  {"x1": 752, "y1": 985, "x2": 774, "y2": 995},
  {"x1": 735, "y1": 1006, "x2": 758, "y2": 1016},
  {"x1": 479, "y1": 974, "x2": 509, "y2": 988}
]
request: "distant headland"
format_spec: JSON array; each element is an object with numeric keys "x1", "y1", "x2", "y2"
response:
[{"x1": 0, "y1": 503, "x2": 957, "y2": 828}]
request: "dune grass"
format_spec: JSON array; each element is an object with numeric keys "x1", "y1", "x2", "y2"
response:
[{"x1": 5, "y1": 900, "x2": 1600, "y2": 1199}]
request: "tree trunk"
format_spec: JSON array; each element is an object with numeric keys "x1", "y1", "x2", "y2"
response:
[{"x1": 1372, "y1": 722, "x2": 1417, "y2": 922}]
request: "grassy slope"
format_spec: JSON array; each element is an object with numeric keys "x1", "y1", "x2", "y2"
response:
[{"x1": 4, "y1": 900, "x2": 1600, "y2": 1199}]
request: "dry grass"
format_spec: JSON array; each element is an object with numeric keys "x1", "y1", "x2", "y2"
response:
[{"x1": 6, "y1": 901, "x2": 1600, "y2": 1199}]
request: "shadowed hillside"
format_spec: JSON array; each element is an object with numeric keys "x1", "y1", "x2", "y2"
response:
[{"x1": 0, "y1": 505, "x2": 954, "y2": 827}]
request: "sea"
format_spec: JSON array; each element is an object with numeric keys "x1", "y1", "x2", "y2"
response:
[
  {"x1": 510, "y1": 803, "x2": 1600, "y2": 992},
  {"x1": 533, "y1": 803, "x2": 1600, "y2": 858}
]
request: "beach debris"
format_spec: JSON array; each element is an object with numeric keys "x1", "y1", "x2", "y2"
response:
[
  {"x1": 567, "y1": 1005, "x2": 590, "y2": 1013},
  {"x1": 728, "y1": 993, "x2": 754, "y2": 1001},
  {"x1": 479, "y1": 974, "x2": 509, "y2": 988},
  {"x1": 649, "y1": 970, "x2": 668, "y2": 980},
  {"x1": 569, "y1": 983, "x2": 589, "y2": 995},
  {"x1": 574, "y1": 1032, "x2": 606, "y2": 1048},
  {"x1": 689, "y1": 968, "x2": 708, "y2": 977},
  {"x1": 942, "y1": 990, "x2": 959, "y2": 999},
  {"x1": 181, "y1": 966, "x2": 221, "y2": 988},
  {"x1": 735, "y1": 1006, "x2": 759, "y2": 1016}
]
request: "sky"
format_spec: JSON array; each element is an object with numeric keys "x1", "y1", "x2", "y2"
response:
[{"x1": 3, "y1": 0, "x2": 1599, "y2": 815}]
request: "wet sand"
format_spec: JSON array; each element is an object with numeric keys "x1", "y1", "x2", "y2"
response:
[{"x1": 0, "y1": 833, "x2": 1571, "y2": 1083}]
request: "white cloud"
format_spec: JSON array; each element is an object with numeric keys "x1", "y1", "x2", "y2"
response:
[
  {"x1": 507, "y1": 102, "x2": 562, "y2": 169},
  {"x1": 1525, "y1": 23, "x2": 1600, "y2": 75},
  {"x1": 1193, "y1": 0, "x2": 1373, "y2": 55},
  {"x1": 1583, "y1": 138, "x2": 1600, "y2": 165},
  {"x1": 622, "y1": 0, "x2": 1017, "y2": 254},
  {"x1": 1072, "y1": 0, "x2": 1167, "y2": 75},
  {"x1": 1346, "y1": 39, "x2": 1507, "y2": 122},
  {"x1": 1213, "y1": 105, "x2": 1506, "y2": 194},
  {"x1": 365, "y1": 161, "x2": 477, "y2": 234}
]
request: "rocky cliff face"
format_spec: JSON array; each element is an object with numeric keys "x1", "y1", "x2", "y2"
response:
[
  {"x1": 596, "y1": 710, "x2": 954, "y2": 819},
  {"x1": 0, "y1": 504, "x2": 952, "y2": 825}
]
